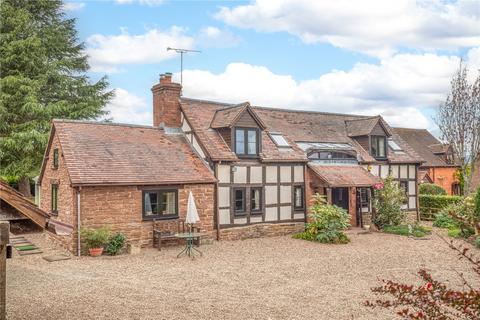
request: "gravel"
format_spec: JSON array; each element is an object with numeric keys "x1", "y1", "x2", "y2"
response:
[{"x1": 6, "y1": 230, "x2": 480, "y2": 320}]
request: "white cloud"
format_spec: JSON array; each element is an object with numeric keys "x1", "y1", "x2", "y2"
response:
[
  {"x1": 198, "y1": 27, "x2": 241, "y2": 48},
  {"x1": 62, "y1": 2, "x2": 85, "y2": 12},
  {"x1": 86, "y1": 27, "x2": 195, "y2": 72},
  {"x1": 105, "y1": 88, "x2": 151, "y2": 125},
  {"x1": 114, "y1": 0, "x2": 164, "y2": 6},
  {"x1": 180, "y1": 48, "x2": 480, "y2": 129},
  {"x1": 216, "y1": 0, "x2": 480, "y2": 57}
]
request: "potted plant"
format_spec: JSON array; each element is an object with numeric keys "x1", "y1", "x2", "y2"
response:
[{"x1": 81, "y1": 227, "x2": 110, "y2": 257}]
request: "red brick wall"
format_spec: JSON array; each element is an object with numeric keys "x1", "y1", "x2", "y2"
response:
[
  {"x1": 427, "y1": 167, "x2": 459, "y2": 195},
  {"x1": 219, "y1": 222, "x2": 305, "y2": 240},
  {"x1": 78, "y1": 183, "x2": 215, "y2": 250},
  {"x1": 471, "y1": 159, "x2": 480, "y2": 192},
  {"x1": 348, "y1": 187, "x2": 357, "y2": 227},
  {"x1": 39, "y1": 132, "x2": 77, "y2": 252}
]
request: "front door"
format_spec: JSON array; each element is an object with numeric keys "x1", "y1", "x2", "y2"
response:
[{"x1": 332, "y1": 187, "x2": 349, "y2": 210}]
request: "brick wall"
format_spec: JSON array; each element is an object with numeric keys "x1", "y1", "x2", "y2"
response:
[
  {"x1": 152, "y1": 73, "x2": 182, "y2": 128},
  {"x1": 219, "y1": 222, "x2": 305, "y2": 240},
  {"x1": 427, "y1": 167, "x2": 459, "y2": 195},
  {"x1": 78, "y1": 183, "x2": 215, "y2": 250},
  {"x1": 39, "y1": 133, "x2": 77, "y2": 252},
  {"x1": 471, "y1": 159, "x2": 480, "y2": 192}
]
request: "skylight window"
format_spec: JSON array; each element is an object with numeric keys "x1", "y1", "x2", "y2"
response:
[
  {"x1": 388, "y1": 138, "x2": 402, "y2": 151},
  {"x1": 270, "y1": 133, "x2": 290, "y2": 147}
]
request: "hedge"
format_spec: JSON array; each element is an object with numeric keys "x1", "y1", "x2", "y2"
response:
[
  {"x1": 419, "y1": 183, "x2": 447, "y2": 195},
  {"x1": 419, "y1": 194, "x2": 463, "y2": 220}
]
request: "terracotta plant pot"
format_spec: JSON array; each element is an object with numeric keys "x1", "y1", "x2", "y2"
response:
[{"x1": 88, "y1": 247, "x2": 104, "y2": 257}]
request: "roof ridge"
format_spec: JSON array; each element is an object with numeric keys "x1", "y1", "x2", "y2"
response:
[
  {"x1": 53, "y1": 119, "x2": 160, "y2": 130},
  {"x1": 345, "y1": 115, "x2": 380, "y2": 122},
  {"x1": 251, "y1": 105, "x2": 371, "y2": 118},
  {"x1": 393, "y1": 127, "x2": 429, "y2": 131},
  {"x1": 180, "y1": 97, "x2": 236, "y2": 107}
]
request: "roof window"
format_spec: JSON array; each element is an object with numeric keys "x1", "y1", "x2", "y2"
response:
[{"x1": 270, "y1": 133, "x2": 290, "y2": 147}]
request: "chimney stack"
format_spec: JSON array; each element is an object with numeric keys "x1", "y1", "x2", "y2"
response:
[{"x1": 151, "y1": 72, "x2": 182, "y2": 128}]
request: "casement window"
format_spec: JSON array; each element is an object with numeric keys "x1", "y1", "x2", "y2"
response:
[
  {"x1": 250, "y1": 187, "x2": 262, "y2": 214},
  {"x1": 371, "y1": 136, "x2": 387, "y2": 158},
  {"x1": 53, "y1": 148, "x2": 59, "y2": 169},
  {"x1": 142, "y1": 189, "x2": 178, "y2": 220},
  {"x1": 235, "y1": 128, "x2": 259, "y2": 156},
  {"x1": 234, "y1": 188, "x2": 246, "y2": 214},
  {"x1": 399, "y1": 181, "x2": 408, "y2": 204},
  {"x1": 293, "y1": 186, "x2": 305, "y2": 210},
  {"x1": 51, "y1": 184, "x2": 58, "y2": 214}
]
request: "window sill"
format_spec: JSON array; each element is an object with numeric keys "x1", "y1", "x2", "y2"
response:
[
  {"x1": 250, "y1": 211, "x2": 263, "y2": 215},
  {"x1": 50, "y1": 211, "x2": 58, "y2": 216},
  {"x1": 142, "y1": 214, "x2": 178, "y2": 221}
]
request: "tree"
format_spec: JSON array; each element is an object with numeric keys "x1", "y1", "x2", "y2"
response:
[
  {"x1": 435, "y1": 62, "x2": 480, "y2": 196},
  {"x1": 0, "y1": 0, "x2": 112, "y2": 196},
  {"x1": 372, "y1": 176, "x2": 407, "y2": 229}
]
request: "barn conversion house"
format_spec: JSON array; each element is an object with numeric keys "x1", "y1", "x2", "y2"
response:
[{"x1": 39, "y1": 73, "x2": 422, "y2": 254}]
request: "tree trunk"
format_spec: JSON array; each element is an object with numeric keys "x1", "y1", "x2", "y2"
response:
[{"x1": 18, "y1": 177, "x2": 32, "y2": 198}]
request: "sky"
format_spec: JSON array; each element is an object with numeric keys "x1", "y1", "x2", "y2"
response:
[{"x1": 63, "y1": 0, "x2": 480, "y2": 133}]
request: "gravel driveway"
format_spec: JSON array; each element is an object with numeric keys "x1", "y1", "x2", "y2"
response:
[{"x1": 6, "y1": 230, "x2": 479, "y2": 320}]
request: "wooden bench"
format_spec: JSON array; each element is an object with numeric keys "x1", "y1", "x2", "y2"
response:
[{"x1": 153, "y1": 218, "x2": 201, "y2": 251}]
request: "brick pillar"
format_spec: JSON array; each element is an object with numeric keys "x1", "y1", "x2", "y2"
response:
[
  {"x1": 151, "y1": 73, "x2": 182, "y2": 128},
  {"x1": 349, "y1": 187, "x2": 357, "y2": 227}
]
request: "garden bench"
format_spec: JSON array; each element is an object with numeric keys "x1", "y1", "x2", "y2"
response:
[{"x1": 152, "y1": 218, "x2": 201, "y2": 251}]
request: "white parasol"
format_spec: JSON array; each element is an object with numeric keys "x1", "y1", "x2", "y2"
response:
[{"x1": 185, "y1": 191, "x2": 199, "y2": 230}]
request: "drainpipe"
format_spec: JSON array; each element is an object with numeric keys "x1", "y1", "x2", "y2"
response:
[
  {"x1": 215, "y1": 162, "x2": 220, "y2": 241},
  {"x1": 76, "y1": 187, "x2": 81, "y2": 257}
]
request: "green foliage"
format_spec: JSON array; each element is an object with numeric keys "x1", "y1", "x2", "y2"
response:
[
  {"x1": 447, "y1": 227, "x2": 474, "y2": 239},
  {"x1": 475, "y1": 236, "x2": 480, "y2": 249},
  {"x1": 433, "y1": 210, "x2": 458, "y2": 229},
  {"x1": 419, "y1": 183, "x2": 447, "y2": 195},
  {"x1": 475, "y1": 187, "x2": 480, "y2": 218},
  {"x1": 373, "y1": 176, "x2": 406, "y2": 229},
  {"x1": 0, "y1": 0, "x2": 113, "y2": 180},
  {"x1": 382, "y1": 224, "x2": 431, "y2": 238},
  {"x1": 81, "y1": 227, "x2": 110, "y2": 249},
  {"x1": 419, "y1": 194, "x2": 463, "y2": 218},
  {"x1": 105, "y1": 233, "x2": 126, "y2": 256},
  {"x1": 294, "y1": 194, "x2": 350, "y2": 244}
]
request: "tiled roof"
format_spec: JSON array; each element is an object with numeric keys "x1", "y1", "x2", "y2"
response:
[
  {"x1": 393, "y1": 128, "x2": 457, "y2": 167},
  {"x1": 210, "y1": 102, "x2": 266, "y2": 129},
  {"x1": 308, "y1": 164, "x2": 381, "y2": 187},
  {"x1": 345, "y1": 116, "x2": 392, "y2": 137},
  {"x1": 181, "y1": 98, "x2": 421, "y2": 164},
  {"x1": 181, "y1": 98, "x2": 307, "y2": 162},
  {"x1": 49, "y1": 120, "x2": 216, "y2": 186}
]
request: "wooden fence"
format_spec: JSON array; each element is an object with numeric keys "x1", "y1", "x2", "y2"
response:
[{"x1": 419, "y1": 206, "x2": 444, "y2": 221}]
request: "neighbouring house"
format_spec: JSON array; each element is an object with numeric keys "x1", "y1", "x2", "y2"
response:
[
  {"x1": 393, "y1": 128, "x2": 461, "y2": 195},
  {"x1": 39, "y1": 72, "x2": 423, "y2": 253},
  {"x1": 38, "y1": 119, "x2": 217, "y2": 254},
  {"x1": 472, "y1": 157, "x2": 480, "y2": 192}
]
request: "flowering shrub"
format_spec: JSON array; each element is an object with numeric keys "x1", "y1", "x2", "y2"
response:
[
  {"x1": 366, "y1": 237, "x2": 480, "y2": 319},
  {"x1": 373, "y1": 176, "x2": 406, "y2": 229},
  {"x1": 294, "y1": 194, "x2": 350, "y2": 244}
]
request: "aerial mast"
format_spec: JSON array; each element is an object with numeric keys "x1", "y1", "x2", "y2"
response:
[{"x1": 166, "y1": 47, "x2": 201, "y2": 87}]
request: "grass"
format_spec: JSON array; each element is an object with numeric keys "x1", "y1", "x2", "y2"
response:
[{"x1": 382, "y1": 225, "x2": 431, "y2": 238}]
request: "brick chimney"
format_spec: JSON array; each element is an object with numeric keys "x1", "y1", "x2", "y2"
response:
[{"x1": 151, "y1": 72, "x2": 182, "y2": 127}]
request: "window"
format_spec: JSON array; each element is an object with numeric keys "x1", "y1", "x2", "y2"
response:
[
  {"x1": 399, "y1": 181, "x2": 408, "y2": 204},
  {"x1": 388, "y1": 138, "x2": 402, "y2": 151},
  {"x1": 142, "y1": 190, "x2": 178, "y2": 220},
  {"x1": 51, "y1": 184, "x2": 58, "y2": 214},
  {"x1": 359, "y1": 188, "x2": 369, "y2": 204},
  {"x1": 251, "y1": 187, "x2": 262, "y2": 213},
  {"x1": 371, "y1": 136, "x2": 387, "y2": 158},
  {"x1": 234, "y1": 188, "x2": 246, "y2": 214},
  {"x1": 53, "y1": 148, "x2": 59, "y2": 169},
  {"x1": 235, "y1": 128, "x2": 259, "y2": 156},
  {"x1": 270, "y1": 133, "x2": 290, "y2": 147},
  {"x1": 294, "y1": 186, "x2": 304, "y2": 210},
  {"x1": 308, "y1": 151, "x2": 356, "y2": 161}
]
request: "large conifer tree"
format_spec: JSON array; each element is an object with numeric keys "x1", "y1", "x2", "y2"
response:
[{"x1": 0, "y1": 0, "x2": 112, "y2": 195}]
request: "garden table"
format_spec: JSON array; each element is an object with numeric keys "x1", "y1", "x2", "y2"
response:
[{"x1": 175, "y1": 232, "x2": 206, "y2": 259}]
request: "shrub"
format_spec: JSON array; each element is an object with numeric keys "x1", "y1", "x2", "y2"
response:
[
  {"x1": 419, "y1": 194, "x2": 463, "y2": 219},
  {"x1": 475, "y1": 187, "x2": 480, "y2": 219},
  {"x1": 447, "y1": 227, "x2": 474, "y2": 239},
  {"x1": 81, "y1": 227, "x2": 110, "y2": 249},
  {"x1": 419, "y1": 183, "x2": 447, "y2": 195},
  {"x1": 294, "y1": 194, "x2": 350, "y2": 244},
  {"x1": 383, "y1": 224, "x2": 431, "y2": 238},
  {"x1": 433, "y1": 204, "x2": 461, "y2": 229},
  {"x1": 475, "y1": 236, "x2": 480, "y2": 249},
  {"x1": 105, "y1": 233, "x2": 126, "y2": 255},
  {"x1": 373, "y1": 176, "x2": 406, "y2": 229}
]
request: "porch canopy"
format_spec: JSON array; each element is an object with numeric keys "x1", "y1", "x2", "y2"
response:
[{"x1": 308, "y1": 163, "x2": 381, "y2": 188}]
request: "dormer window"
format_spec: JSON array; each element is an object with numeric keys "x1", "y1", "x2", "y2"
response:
[
  {"x1": 371, "y1": 136, "x2": 386, "y2": 159},
  {"x1": 270, "y1": 133, "x2": 290, "y2": 147},
  {"x1": 235, "y1": 128, "x2": 259, "y2": 156}
]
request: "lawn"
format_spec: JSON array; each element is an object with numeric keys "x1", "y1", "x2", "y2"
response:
[{"x1": 6, "y1": 231, "x2": 480, "y2": 320}]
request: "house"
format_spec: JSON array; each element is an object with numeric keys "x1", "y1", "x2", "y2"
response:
[
  {"x1": 39, "y1": 73, "x2": 423, "y2": 253},
  {"x1": 393, "y1": 128, "x2": 460, "y2": 195},
  {"x1": 472, "y1": 157, "x2": 480, "y2": 192},
  {"x1": 38, "y1": 118, "x2": 217, "y2": 254}
]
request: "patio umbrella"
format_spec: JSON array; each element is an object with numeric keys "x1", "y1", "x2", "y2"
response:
[{"x1": 186, "y1": 191, "x2": 199, "y2": 233}]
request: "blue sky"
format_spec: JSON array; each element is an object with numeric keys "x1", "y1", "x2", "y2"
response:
[{"x1": 64, "y1": 0, "x2": 480, "y2": 132}]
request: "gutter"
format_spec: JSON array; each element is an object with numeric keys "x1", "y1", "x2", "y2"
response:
[{"x1": 76, "y1": 187, "x2": 81, "y2": 257}]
